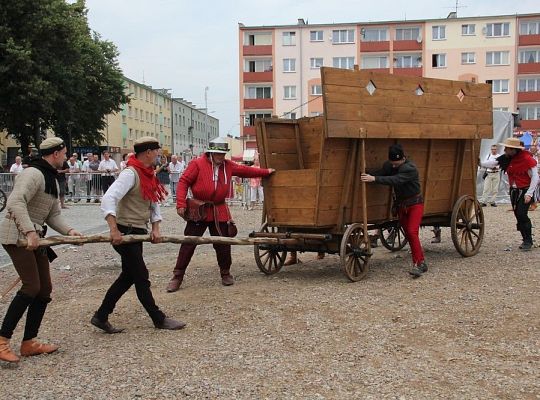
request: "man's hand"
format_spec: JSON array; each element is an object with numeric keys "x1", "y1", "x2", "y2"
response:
[
  {"x1": 150, "y1": 226, "x2": 162, "y2": 244},
  {"x1": 110, "y1": 227, "x2": 123, "y2": 246},
  {"x1": 177, "y1": 207, "x2": 186, "y2": 220},
  {"x1": 524, "y1": 195, "x2": 532, "y2": 204},
  {"x1": 26, "y1": 231, "x2": 40, "y2": 251},
  {"x1": 268, "y1": 168, "x2": 275, "y2": 174},
  {"x1": 67, "y1": 228, "x2": 82, "y2": 236},
  {"x1": 360, "y1": 173, "x2": 375, "y2": 183}
]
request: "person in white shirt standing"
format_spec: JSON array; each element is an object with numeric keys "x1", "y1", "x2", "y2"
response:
[
  {"x1": 480, "y1": 144, "x2": 502, "y2": 207},
  {"x1": 67, "y1": 156, "x2": 81, "y2": 202},
  {"x1": 9, "y1": 156, "x2": 24, "y2": 174},
  {"x1": 167, "y1": 154, "x2": 184, "y2": 202},
  {"x1": 98, "y1": 150, "x2": 118, "y2": 195}
]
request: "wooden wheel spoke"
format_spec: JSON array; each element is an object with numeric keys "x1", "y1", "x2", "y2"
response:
[{"x1": 452, "y1": 196, "x2": 484, "y2": 257}]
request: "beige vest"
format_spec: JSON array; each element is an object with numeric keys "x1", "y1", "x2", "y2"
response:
[{"x1": 116, "y1": 167, "x2": 152, "y2": 229}]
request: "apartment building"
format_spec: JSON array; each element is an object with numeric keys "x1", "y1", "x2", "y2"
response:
[
  {"x1": 171, "y1": 98, "x2": 219, "y2": 160},
  {"x1": 239, "y1": 12, "x2": 540, "y2": 148}
]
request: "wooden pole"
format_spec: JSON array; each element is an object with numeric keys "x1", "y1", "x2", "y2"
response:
[
  {"x1": 16, "y1": 234, "x2": 309, "y2": 248},
  {"x1": 360, "y1": 139, "x2": 370, "y2": 251}
]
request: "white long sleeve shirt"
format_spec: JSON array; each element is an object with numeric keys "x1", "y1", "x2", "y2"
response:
[
  {"x1": 100, "y1": 169, "x2": 162, "y2": 223},
  {"x1": 98, "y1": 159, "x2": 118, "y2": 176}
]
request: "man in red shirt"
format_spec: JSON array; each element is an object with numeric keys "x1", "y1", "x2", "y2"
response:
[
  {"x1": 481, "y1": 137, "x2": 538, "y2": 250},
  {"x1": 167, "y1": 138, "x2": 274, "y2": 292}
]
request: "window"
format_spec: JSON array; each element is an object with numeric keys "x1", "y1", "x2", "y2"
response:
[
  {"x1": 140, "y1": 110, "x2": 144, "y2": 120},
  {"x1": 245, "y1": 87, "x2": 272, "y2": 99},
  {"x1": 486, "y1": 51, "x2": 510, "y2": 66},
  {"x1": 310, "y1": 30, "x2": 323, "y2": 41},
  {"x1": 461, "y1": 24, "x2": 476, "y2": 35},
  {"x1": 146, "y1": 111, "x2": 149, "y2": 122},
  {"x1": 246, "y1": 113, "x2": 272, "y2": 126},
  {"x1": 134, "y1": 108, "x2": 139, "y2": 120},
  {"x1": 245, "y1": 59, "x2": 272, "y2": 72},
  {"x1": 361, "y1": 56, "x2": 388, "y2": 69},
  {"x1": 311, "y1": 85, "x2": 322, "y2": 96},
  {"x1": 432, "y1": 25, "x2": 446, "y2": 40},
  {"x1": 282, "y1": 32, "x2": 296, "y2": 46},
  {"x1": 518, "y1": 78, "x2": 540, "y2": 92},
  {"x1": 520, "y1": 21, "x2": 540, "y2": 35},
  {"x1": 493, "y1": 107, "x2": 509, "y2": 112},
  {"x1": 486, "y1": 22, "x2": 510, "y2": 37},
  {"x1": 310, "y1": 58, "x2": 323, "y2": 69},
  {"x1": 520, "y1": 105, "x2": 540, "y2": 120},
  {"x1": 332, "y1": 57, "x2": 355, "y2": 69},
  {"x1": 310, "y1": 112, "x2": 323, "y2": 117},
  {"x1": 244, "y1": 32, "x2": 272, "y2": 46},
  {"x1": 519, "y1": 50, "x2": 540, "y2": 64},
  {"x1": 432, "y1": 53, "x2": 446, "y2": 68},
  {"x1": 395, "y1": 27, "x2": 420, "y2": 40},
  {"x1": 362, "y1": 28, "x2": 387, "y2": 42},
  {"x1": 332, "y1": 29, "x2": 355, "y2": 44},
  {"x1": 284, "y1": 86, "x2": 296, "y2": 99},
  {"x1": 284, "y1": 112, "x2": 297, "y2": 119},
  {"x1": 461, "y1": 52, "x2": 476, "y2": 64},
  {"x1": 128, "y1": 106, "x2": 133, "y2": 118},
  {"x1": 490, "y1": 79, "x2": 509, "y2": 93},
  {"x1": 394, "y1": 54, "x2": 421, "y2": 68},
  {"x1": 283, "y1": 58, "x2": 296, "y2": 72}
]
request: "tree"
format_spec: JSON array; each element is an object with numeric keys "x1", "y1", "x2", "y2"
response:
[{"x1": 0, "y1": 0, "x2": 128, "y2": 152}]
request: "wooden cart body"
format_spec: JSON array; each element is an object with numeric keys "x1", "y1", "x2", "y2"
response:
[{"x1": 254, "y1": 67, "x2": 493, "y2": 280}]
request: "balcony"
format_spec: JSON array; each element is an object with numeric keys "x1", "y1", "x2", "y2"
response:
[
  {"x1": 244, "y1": 98, "x2": 273, "y2": 109},
  {"x1": 519, "y1": 34, "x2": 540, "y2": 46},
  {"x1": 361, "y1": 68, "x2": 390, "y2": 75},
  {"x1": 243, "y1": 45, "x2": 272, "y2": 56},
  {"x1": 392, "y1": 67, "x2": 422, "y2": 77},
  {"x1": 517, "y1": 91, "x2": 540, "y2": 102},
  {"x1": 393, "y1": 40, "x2": 422, "y2": 51},
  {"x1": 520, "y1": 120, "x2": 540, "y2": 130},
  {"x1": 243, "y1": 125, "x2": 256, "y2": 136},
  {"x1": 518, "y1": 62, "x2": 540, "y2": 74},
  {"x1": 243, "y1": 71, "x2": 273, "y2": 83},
  {"x1": 360, "y1": 41, "x2": 390, "y2": 52}
]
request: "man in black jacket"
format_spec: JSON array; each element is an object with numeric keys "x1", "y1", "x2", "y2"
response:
[{"x1": 361, "y1": 144, "x2": 427, "y2": 277}]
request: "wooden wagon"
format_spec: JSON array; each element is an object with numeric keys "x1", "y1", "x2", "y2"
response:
[{"x1": 251, "y1": 66, "x2": 493, "y2": 281}]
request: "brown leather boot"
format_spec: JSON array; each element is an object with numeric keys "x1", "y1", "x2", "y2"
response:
[
  {"x1": 0, "y1": 336, "x2": 19, "y2": 363},
  {"x1": 284, "y1": 252, "x2": 300, "y2": 266},
  {"x1": 20, "y1": 339, "x2": 59, "y2": 357},
  {"x1": 220, "y1": 272, "x2": 235, "y2": 286},
  {"x1": 166, "y1": 275, "x2": 183, "y2": 293}
]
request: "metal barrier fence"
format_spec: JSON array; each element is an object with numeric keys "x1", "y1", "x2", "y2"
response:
[{"x1": 0, "y1": 173, "x2": 266, "y2": 208}]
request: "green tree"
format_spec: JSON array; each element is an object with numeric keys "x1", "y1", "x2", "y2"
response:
[{"x1": 0, "y1": 0, "x2": 128, "y2": 153}]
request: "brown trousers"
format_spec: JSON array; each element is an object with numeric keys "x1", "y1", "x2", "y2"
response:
[{"x1": 3, "y1": 245, "x2": 52, "y2": 298}]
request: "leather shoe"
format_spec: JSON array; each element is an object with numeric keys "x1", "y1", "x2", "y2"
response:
[
  {"x1": 20, "y1": 339, "x2": 59, "y2": 357},
  {"x1": 221, "y1": 273, "x2": 235, "y2": 286},
  {"x1": 166, "y1": 277, "x2": 182, "y2": 293},
  {"x1": 155, "y1": 317, "x2": 186, "y2": 330},
  {"x1": 0, "y1": 336, "x2": 20, "y2": 363},
  {"x1": 90, "y1": 316, "x2": 124, "y2": 334}
]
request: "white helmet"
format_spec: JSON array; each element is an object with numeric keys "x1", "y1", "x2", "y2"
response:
[{"x1": 206, "y1": 137, "x2": 229, "y2": 154}]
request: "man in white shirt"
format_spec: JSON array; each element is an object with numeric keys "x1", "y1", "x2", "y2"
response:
[
  {"x1": 67, "y1": 156, "x2": 81, "y2": 202},
  {"x1": 480, "y1": 145, "x2": 502, "y2": 207},
  {"x1": 9, "y1": 156, "x2": 24, "y2": 174},
  {"x1": 98, "y1": 151, "x2": 118, "y2": 194},
  {"x1": 91, "y1": 136, "x2": 185, "y2": 333},
  {"x1": 168, "y1": 154, "x2": 184, "y2": 200}
]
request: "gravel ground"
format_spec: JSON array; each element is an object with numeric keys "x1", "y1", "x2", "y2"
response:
[{"x1": 0, "y1": 204, "x2": 538, "y2": 399}]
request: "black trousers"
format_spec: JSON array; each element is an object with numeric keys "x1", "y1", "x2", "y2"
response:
[
  {"x1": 510, "y1": 187, "x2": 532, "y2": 244},
  {"x1": 101, "y1": 175, "x2": 115, "y2": 194},
  {"x1": 95, "y1": 225, "x2": 165, "y2": 325}
]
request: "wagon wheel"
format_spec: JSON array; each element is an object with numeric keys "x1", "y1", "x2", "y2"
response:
[
  {"x1": 254, "y1": 222, "x2": 287, "y2": 275},
  {"x1": 340, "y1": 223, "x2": 371, "y2": 282},
  {"x1": 451, "y1": 195, "x2": 484, "y2": 257},
  {"x1": 0, "y1": 189, "x2": 6, "y2": 212},
  {"x1": 379, "y1": 222, "x2": 408, "y2": 251}
]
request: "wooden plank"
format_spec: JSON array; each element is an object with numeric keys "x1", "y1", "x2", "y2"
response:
[
  {"x1": 266, "y1": 154, "x2": 300, "y2": 170},
  {"x1": 324, "y1": 102, "x2": 493, "y2": 126},
  {"x1": 267, "y1": 187, "x2": 317, "y2": 209},
  {"x1": 294, "y1": 124, "x2": 305, "y2": 169},
  {"x1": 267, "y1": 208, "x2": 316, "y2": 226},
  {"x1": 267, "y1": 170, "x2": 317, "y2": 187},
  {"x1": 336, "y1": 139, "x2": 356, "y2": 229},
  {"x1": 320, "y1": 148, "x2": 350, "y2": 170},
  {"x1": 425, "y1": 180, "x2": 454, "y2": 201},
  {"x1": 324, "y1": 85, "x2": 493, "y2": 112},
  {"x1": 256, "y1": 121, "x2": 268, "y2": 169},
  {"x1": 266, "y1": 138, "x2": 298, "y2": 154},
  {"x1": 265, "y1": 123, "x2": 296, "y2": 140},
  {"x1": 320, "y1": 169, "x2": 346, "y2": 187},
  {"x1": 321, "y1": 67, "x2": 492, "y2": 98},
  {"x1": 326, "y1": 121, "x2": 492, "y2": 139},
  {"x1": 318, "y1": 188, "x2": 342, "y2": 210}
]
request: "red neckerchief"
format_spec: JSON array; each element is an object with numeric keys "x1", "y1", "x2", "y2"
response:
[{"x1": 126, "y1": 156, "x2": 167, "y2": 202}]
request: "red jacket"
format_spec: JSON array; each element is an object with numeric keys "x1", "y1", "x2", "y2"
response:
[
  {"x1": 176, "y1": 155, "x2": 272, "y2": 221},
  {"x1": 507, "y1": 150, "x2": 537, "y2": 188}
]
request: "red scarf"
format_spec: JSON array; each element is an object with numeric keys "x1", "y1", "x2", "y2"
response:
[{"x1": 126, "y1": 156, "x2": 168, "y2": 202}]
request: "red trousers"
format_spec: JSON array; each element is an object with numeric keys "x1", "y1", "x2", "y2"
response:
[
  {"x1": 398, "y1": 203, "x2": 425, "y2": 265},
  {"x1": 173, "y1": 220, "x2": 232, "y2": 277}
]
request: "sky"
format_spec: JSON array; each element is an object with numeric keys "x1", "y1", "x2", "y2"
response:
[{"x1": 84, "y1": 0, "x2": 539, "y2": 138}]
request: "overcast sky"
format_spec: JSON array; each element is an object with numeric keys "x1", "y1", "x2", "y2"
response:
[{"x1": 85, "y1": 0, "x2": 538, "y2": 137}]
